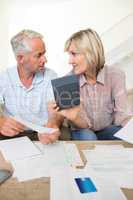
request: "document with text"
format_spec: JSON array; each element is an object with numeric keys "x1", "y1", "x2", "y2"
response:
[
  {"x1": 0, "y1": 136, "x2": 41, "y2": 161},
  {"x1": 115, "y1": 118, "x2": 133, "y2": 143},
  {"x1": 13, "y1": 116, "x2": 58, "y2": 134}
]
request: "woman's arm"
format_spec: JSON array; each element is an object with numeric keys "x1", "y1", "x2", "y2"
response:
[{"x1": 112, "y1": 69, "x2": 132, "y2": 126}]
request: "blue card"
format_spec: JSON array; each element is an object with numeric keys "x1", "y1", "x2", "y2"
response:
[{"x1": 75, "y1": 177, "x2": 97, "y2": 193}]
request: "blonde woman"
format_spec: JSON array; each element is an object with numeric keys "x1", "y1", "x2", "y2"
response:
[{"x1": 50, "y1": 28, "x2": 131, "y2": 140}]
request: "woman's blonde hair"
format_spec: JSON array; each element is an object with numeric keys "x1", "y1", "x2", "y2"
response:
[{"x1": 65, "y1": 28, "x2": 105, "y2": 75}]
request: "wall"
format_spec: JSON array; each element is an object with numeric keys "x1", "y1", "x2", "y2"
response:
[
  {"x1": 0, "y1": 0, "x2": 9, "y2": 69},
  {"x1": 101, "y1": 13, "x2": 133, "y2": 90},
  {"x1": 0, "y1": 0, "x2": 133, "y2": 84}
]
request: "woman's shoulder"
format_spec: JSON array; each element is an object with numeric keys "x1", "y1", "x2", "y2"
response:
[{"x1": 105, "y1": 64, "x2": 125, "y2": 77}]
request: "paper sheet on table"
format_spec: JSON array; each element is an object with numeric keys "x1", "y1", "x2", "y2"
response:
[
  {"x1": 51, "y1": 166, "x2": 126, "y2": 200},
  {"x1": 63, "y1": 142, "x2": 84, "y2": 167},
  {"x1": 83, "y1": 146, "x2": 133, "y2": 188},
  {"x1": 13, "y1": 116, "x2": 58, "y2": 134},
  {"x1": 35, "y1": 141, "x2": 84, "y2": 168},
  {"x1": 12, "y1": 141, "x2": 69, "y2": 181},
  {"x1": 88, "y1": 170, "x2": 133, "y2": 189},
  {"x1": 12, "y1": 141, "x2": 84, "y2": 182},
  {"x1": 12, "y1": 154, "x2": 50, "y2": 181},
  {"x1": 0, "y1": 136, "x2": 41, "y2": 161},
  {"x1": 115, "y1": 118, "x2": 133, "y2": 143},
  {"x1": 83, "y1": 148, "x2": 133, "y2": 172}
]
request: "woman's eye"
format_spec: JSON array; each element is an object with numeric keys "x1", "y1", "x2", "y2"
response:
[
  {"x1": 71, "y1": 52, "x2": 76, "y2": 56},
  {"x1": 71, "y1": 52, "x2": 80, "y2": 56}
]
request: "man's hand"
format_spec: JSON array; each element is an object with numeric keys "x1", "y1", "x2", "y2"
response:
[
  {"x1": 0, "y1": 116, "x2": 26, "y2": 136},
  {"x1": 38, "y1": 129, "x2": 61, "y2": 144}
]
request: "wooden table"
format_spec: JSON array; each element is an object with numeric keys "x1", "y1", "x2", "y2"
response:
[{"x1": 0, "y1": 140, "x2": 133, "y2": 200}]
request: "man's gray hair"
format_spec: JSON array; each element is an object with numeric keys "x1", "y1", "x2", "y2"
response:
[{"x1": 10, "y1": 29, "x2": 43, "y2": 56}]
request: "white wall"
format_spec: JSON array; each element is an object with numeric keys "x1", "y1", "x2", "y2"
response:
[
  {"x1": 102, "y1": 13, "x2": 133, "y2": 90},
  {"x1": 0, "y1": 0, "x2": 9, "y2": 70},
  {"x1": 101, "y1": 13, "x2": 133, "y2": 54},
  {"x1": 0, "y1": 0, "x2": 133, "y2": 83}
]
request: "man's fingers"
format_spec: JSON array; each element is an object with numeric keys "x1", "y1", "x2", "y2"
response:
[
  {"x1": 1, "y1": 128, "x2": 19, "y2": 136},
  {"x1": 0, "y1": 117, "x2": 26, "y2": 137},
  {"x1": 38, "y1": 131, "x2": 60, "y2": 144},
  {"x1": 5, "y1": 121, "x2": 25, "y2": 133},
  {"x1": 38, "y1": 134, "x2": 52, "y2": 144},
  {"x1": 9, "y1": 118, "x2": 26, "y2": 129}
]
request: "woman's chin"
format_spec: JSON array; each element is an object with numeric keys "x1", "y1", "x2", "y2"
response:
[{"x1": 74, "y1": 70, "x2": 84, "y2": 75}]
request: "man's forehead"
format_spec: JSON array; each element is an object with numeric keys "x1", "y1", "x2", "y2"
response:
[{"x1": 29, "y1": 37, "x2": 45, "y2": 50}]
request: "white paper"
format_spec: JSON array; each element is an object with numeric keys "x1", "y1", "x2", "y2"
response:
[
  {"x1": 91, "y1": 170, "x2": 133, "y2": 189},
  {"x1": 12, "y1": 141, "x2": 84, "y2": 182},
  {"x1": 43, "y1": 142, "x2": 70, "y2": 167},
  {"x1": 115, "y1": 118, "x2": 133, "y2": 143},
  {"x1": 12, "y1": 154, "x2": 50, "y2": 181},
  {"x1": 12, "y1": 141, "x2": 70, "y2": 181},
  {"x1": 83, "y1": 146, "x2": 133, "y2": 188},
  {"x1": 13, "y1": 116, "x2": 58, "y2": 134},
  {"x1": 0, "y1": 136, "x2": 41, "y2": 161},
  {"x1": 63, "y1": 142, "x2": 84, "y2": 167},
  {"x1": 37, "y1": 141, "x2": 83, "y2": 168},
  {"x1": 51, "y1": 166, "x2": 127, "y2": 200}
]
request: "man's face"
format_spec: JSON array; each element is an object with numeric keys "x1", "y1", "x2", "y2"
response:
[
  {"x1": 67, "y1": 41, "x2": 88, "y2": 75},
  {"x1": 20, "y1": 38, "x2": 47, "y2": 74}
]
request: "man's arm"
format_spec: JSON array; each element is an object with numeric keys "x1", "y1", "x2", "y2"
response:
[{"x1": 0, "y1": 116, "x2": 26, "y2": 136}]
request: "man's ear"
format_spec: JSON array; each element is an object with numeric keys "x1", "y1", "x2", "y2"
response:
[{"x1": 16, "y1": 54, "x2": 24, "y2": 64}]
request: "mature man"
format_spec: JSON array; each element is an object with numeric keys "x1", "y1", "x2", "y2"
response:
[{"x1": 0, "y1": 29, "x2": 63, "y2": 144}]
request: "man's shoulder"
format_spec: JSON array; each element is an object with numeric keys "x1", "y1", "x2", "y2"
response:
[
  {"x1": 0, "y1": 66, "x2": 16, "y2": 84},
  {"x1": 0, "y1": 65, "x2": 16, "y2": 75}
]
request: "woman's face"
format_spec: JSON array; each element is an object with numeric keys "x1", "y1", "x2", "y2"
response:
[{"x1": 67, "y1": 41, "x2": 88, "y2": 75}]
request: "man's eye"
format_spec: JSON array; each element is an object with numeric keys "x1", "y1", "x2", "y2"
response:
[
  {"x1": 35, "y1": 53, "x2": 42, "y2": 58},
  {"x1": 37, "y1": 54, "x2": 41, "y2": 58}
]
